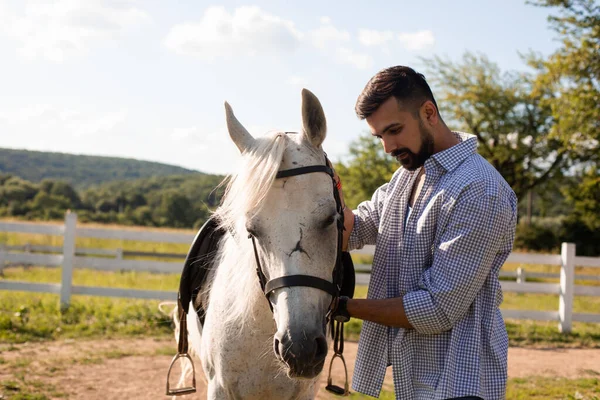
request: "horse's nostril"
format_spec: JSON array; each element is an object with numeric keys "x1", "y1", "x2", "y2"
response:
[
  {"x1": 273, "y1": 337, "x2": 281, "y2": 358},
  {"x1": 315, "y1": 335, "x2": 327, "y2": 360}
]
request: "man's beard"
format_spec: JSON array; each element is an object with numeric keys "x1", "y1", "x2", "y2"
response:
[{"x1": 391, "y1": 121, "x2": 434, "y2": 171}]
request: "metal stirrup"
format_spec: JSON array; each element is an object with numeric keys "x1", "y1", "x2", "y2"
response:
[
  {"x1": 325, "y1": 320, "x2": 350, "y2": 396},
  {"x1": 166, "y1": 353, "x2": 196, "y2": 396},
  {"x1": 166, "y1": 301, "x2": 197, "y2": 396},
  {"x1": 325, "y1": 353, "x2": 349, "y2": 396}
]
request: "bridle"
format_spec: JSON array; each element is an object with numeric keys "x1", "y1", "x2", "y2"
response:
[
  {"x1": 248, "y1": 153, "x2": 350, "y2": 396},
  {"x1": 249, "y1": 161, "x2": 344, "y2": 312}
]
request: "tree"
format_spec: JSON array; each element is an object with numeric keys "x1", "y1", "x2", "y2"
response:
[
  {"x1": 421, "y1": 52, "x2": 567, "y2": 201},
  {"x1": 334, "y1": 134, "x2": 398, "y2": 209},
  {"x1": 155, "y1": 190, "x2": 196, "y2": 228},
  {"x1": 49, "y1": 181, "x2": 81, "y2": 208},
  {"x1": 563, "y1": 162, "x2": 600, "y2": 231},
  {"x1": 527, "y1": 0, "x2": 600, "y2": 162},
  {"x1": 527, "y1": 0, "x2": 599, "y2": 232}
]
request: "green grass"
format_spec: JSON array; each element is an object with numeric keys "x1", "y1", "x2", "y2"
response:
[
  {"x1": 507, "y1": 377, "x2": 600, "y2": 399},
  {"x1": 0, "y1": 289, "x2": 173, "y2": 344},
  {"x1": 1, "y1": 378, "x2": 66, "y2": 400},
  {"x1": 341, "y1": 377, "x2": 600, "y2": 399}
]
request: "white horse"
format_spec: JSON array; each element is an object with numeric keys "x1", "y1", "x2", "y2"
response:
[{"x1": 173, "y1": 89, "x2": 343, "y2": 399}]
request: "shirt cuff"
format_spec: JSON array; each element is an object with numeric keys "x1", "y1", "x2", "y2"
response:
[
  {"x1": 347, "y1": 214, "x2": 362, "y2": 251},
  {"x1": 403, "y1": 289, "x2": 452, "y2": 335}
]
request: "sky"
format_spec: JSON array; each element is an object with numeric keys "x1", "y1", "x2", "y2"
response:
[{"x1": 0, "y1": 0, "x2": 562, "y2": 175}]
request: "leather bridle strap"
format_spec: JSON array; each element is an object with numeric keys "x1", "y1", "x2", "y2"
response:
[
  {"x1": 266, "y1": 275, "x2": 336, "y2": 296},
  {"x1": 276, "y1": 165, "x2": 333, "y2": 179}
]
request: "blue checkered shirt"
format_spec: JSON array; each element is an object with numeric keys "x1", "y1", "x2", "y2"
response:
[{"x1": 348, "y1": 132, "x2": 517, "y2": 400}]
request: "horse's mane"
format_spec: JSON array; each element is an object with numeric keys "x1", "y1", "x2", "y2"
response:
[
  {"x1": 214, "y1": 131, "x2": 287, "y2": 232},
  {"x1": 205, "y1": 131, "x2": 288, "y2": 331}
]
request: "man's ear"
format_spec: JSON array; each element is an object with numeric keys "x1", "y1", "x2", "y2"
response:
[{"x1": 420, "y1": 100, "x2": 439, "y2": 126}]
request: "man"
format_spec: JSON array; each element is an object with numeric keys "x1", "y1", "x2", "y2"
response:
[{"x1": 332, "y1": 66, "x2": 518, "y2": 399}]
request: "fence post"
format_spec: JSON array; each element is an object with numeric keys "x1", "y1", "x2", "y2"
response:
[
  {"x1": 559, "y1": 242, "x2": 576, "y2": 334},
  {"x1": 60, "y1": 211, "x2": 77, "y2": 310},
  {"x1": 517, "y1": 267, "x2": 526, "y2": 284},
  {"x1": 115, "y1": 248, "x2": 123, "y2": 260}
]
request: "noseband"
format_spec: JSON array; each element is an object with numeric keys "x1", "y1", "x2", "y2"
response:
[{"x1": 248, "y1": 160, "x2": 345, "y2": 311}]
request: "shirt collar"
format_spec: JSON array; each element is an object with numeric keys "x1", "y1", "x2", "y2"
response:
[{"x1": 426, "y1": 131, "x2": 477, "y2": 173}]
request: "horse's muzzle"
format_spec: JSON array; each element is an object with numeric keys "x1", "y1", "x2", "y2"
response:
[{"x1": 273, "y1": 331, "x2": 328, "y2": 378}]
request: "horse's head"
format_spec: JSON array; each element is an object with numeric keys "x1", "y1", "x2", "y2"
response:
[{"x1": 223, "y1": 89, "x2": 339, "y2": 379}]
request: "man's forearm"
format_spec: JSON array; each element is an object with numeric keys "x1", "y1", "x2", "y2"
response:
[{"x1": 346, "y1": 297, "x2": 414, "y2": 329}]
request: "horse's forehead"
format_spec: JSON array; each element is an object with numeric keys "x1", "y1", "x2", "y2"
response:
[{"x1": 281, "y1": 133, "x2": 321, "y2": 166}]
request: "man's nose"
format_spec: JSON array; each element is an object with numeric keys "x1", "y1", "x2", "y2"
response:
[{"x1": 381, "y1": 137, "x2": 396, "y2": 154}]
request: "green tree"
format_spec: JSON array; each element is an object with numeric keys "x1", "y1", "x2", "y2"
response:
[
  {"x1": 155, "y1": 190, "x2": 196, "y2": 228},
  {"x1": 528, "y1": 0, "x2": 600, "y2": 162},
  {"x1": 563, "y1": 167, "x2": 600, "y2": 231},
  {"x1": 0, "y1": 177, "x2": 38, "y2": 204},
  {"x1": 421, "y1": 52, "x2": 566, "y2": 200},
  {"x1": 527, "y1": 0, "x2": 599, "y2": 234},
  {"x1": 49, "y1": 181, "x2": 81, "y2": 208}
]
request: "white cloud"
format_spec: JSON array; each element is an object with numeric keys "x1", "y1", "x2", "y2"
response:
[
  {"x1": 0, "y1": 104, "x2": 127, "y2": 139},
  {"x1": 358, "y1": 28, "x2": 435, "y2": 52},
  {"x1": 336, "y1": 47, "x2": 373, "y2": 70},
  {"x1": 0, "y1": 0, "x2": 151, "y2": 62},
  {"x1": 397, "y1": 30, "x2": 435, "y2": 51},
  {"x1": 309, "y1": 17, "x2": 350, "y2": 49},
  {"x1": 164, "y1": 6, "x2": 302, "y2": 60},
  {"x1": 307, "y1": 18, "x2": 373, "y2": 70},
  {"x1": 319, "y1": 16, "x2": 331, "y2": 25},
  {"x1": 358, "y1": 29, "x2": 394, "y2": 47},
  {"x1": 286, "y1": 75, "x2": 309, "y2": 87}
]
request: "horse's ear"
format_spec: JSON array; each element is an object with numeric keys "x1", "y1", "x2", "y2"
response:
[
  {"x1": 225, "y1": 102, "x2": 255, "y2": 153},
  {"x1": 301, "y1": 89, "x2": 327, "y2": 148}
]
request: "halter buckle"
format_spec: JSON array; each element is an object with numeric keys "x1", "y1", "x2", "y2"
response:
[
  {"x1": 166, "y1": 353, "x2": 197, "y2": 396},
  {"x1": 325, "y1": 353, "x2": 350, "y2": 396}
]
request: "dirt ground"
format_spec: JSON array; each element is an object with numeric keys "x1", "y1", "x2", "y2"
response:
[{"x1": 1, "y1": 337, "x2": 599, "y2": 400}]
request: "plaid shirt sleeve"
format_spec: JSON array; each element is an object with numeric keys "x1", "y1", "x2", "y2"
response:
[
  {"x1": 403, "y1": 193, "x2": 516, "y2": 335},
  {"x1": 348, "y1": 182, "x2": 389, "y2": 251}
]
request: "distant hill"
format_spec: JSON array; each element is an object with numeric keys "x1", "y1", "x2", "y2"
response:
[{"x1": 0, "y1": 148, "x2": 201, "y2": 188}]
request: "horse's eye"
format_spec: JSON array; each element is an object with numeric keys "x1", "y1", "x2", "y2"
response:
[
  {"x1": 246, "y1": 222, "x2": 260, "y2": 237},
  {"x1": 321, "y1": 214, "x2": 336, "y2": 229}
]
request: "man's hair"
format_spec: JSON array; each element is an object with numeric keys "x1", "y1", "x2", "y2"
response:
[{"x1": 355, "y1": 66, "x2": 439, "y2": 120}]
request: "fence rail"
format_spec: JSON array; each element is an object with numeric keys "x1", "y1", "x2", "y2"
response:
[{"x1": 1, "y1": 213, "x2": 599, "y2": 332}]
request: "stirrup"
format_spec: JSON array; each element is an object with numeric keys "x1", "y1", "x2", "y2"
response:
[
  {"x1": 325, "y1": 353, "x2": 350, "y2": 396},
  {"x1": 166, "y1": 353, "x2": 197, "y2": 396}
]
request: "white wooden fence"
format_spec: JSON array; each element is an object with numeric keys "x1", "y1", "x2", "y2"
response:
[{"x1": 1, "y1": 212, "x2": 600, "y2": 333}]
